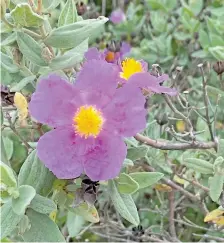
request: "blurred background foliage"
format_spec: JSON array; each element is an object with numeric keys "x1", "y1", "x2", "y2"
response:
[{"x1": 1, "y1": 0, "x2": 224, "y2": 242}]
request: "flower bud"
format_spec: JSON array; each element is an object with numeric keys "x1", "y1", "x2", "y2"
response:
[{"x1": 213, "y1": 61, "x2": 224, "y2": 75}]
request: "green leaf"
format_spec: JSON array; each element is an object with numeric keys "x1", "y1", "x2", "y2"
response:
[
  {"x1": 0, "y1": 202, "x2": 23, "y2": 239},
  {"x1": 17, "y1": 32, "x2": 47, "y2": 66},
  {"x1": 182, "y1": 158, "x2": 214, "y2": 174},
  {"x1": 10, "y1": 75, "x2": 36, "y2": 92},
  {"x1": 199, "y1": 29, "x2": 210, "y2": 49},
  {"x1": 0, "y1": 161, "x2": 17, "y2": 188},
  {"x1": 67, "y1": 212, "x2": 85, "y2": 237},
  {"x1": 189, "y1": 0, "x2": 203, "y2": 16},
  {"x1": 129, "y1": 172, "x2": 164, "y2": 189},
  {"x1": 58, "y1": 0, "x2": 77, "y2": 27},
  {"x1": 12, "y1": 185, "x2": 36, "y2": 215},
  {"x1": 127, "y1": 145, "x2": 148, "y2": 161},
  {"x1": 45, "y1": 18, "x2": 108, "y2": 49},
  {"x1": 1, "y1": 32, "x2": 17, "y2": 46},
  {"x1": 2, "y1": 136, "x2": 14, "y2": 161},
  {"x1": 11, "y1": 3, "x2": 44, "y2": 27},
  {"x1": 108, "y1": 180, "x2": 140, "y2": 226},
  {"x1": 69, "y1": 203, "x2": 100, "y2": 223},
  {"x1": 49, "y1": 38, "x2": 88, "y2": 70},
  {"x1": 1, "y1": 136, "x2": 9, "y2": 166},
  {"x1": 208, "y1": 46, "x2": 224, "y2": 60},
  {"x1": 22, "y1": 209, "x2": 65, "y2": 242},
  {"x1": 191, "y1": 50, "x2": 208, "y2": 58},
  {"x1": 209, "y1": 34, "x2": 224, "y2": 47},
  {"x1": 18, "y1": 149, "x2": 55, "y2": 196},
  {"x1": 123, "y1": 158, "x2": 134, "y2": 167},
  {"x1": 213, "y1": 156, "x2": 224, "y2": 174},
  {"x1": 18, "y1": 215, "x2": 30, "y2": 235},
  {"x1": 29, "y1": 194, "x2": 57, "y2": 214},
  {"x1": 44, "y1": 0, "x2": 62, "y2": 11},
  {"x1": 218, "y1": 139, "x2": 224, "y2": 157},
  {"x1": 0, "y1": 52, "x2": 19, "y2": 73},
  {"x1": 116, "y1": 173, "x2": 139, "y2": 194},
  {"x1": 209, "y1": 174, "x2": 224, "y2": 202}
]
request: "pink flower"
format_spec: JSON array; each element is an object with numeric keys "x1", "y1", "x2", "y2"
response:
[
  {"x1": 85, "y1": 48, "x2": 177, "y2": 96},
  {"x1": 85, "y1": 41, "x2": 131, "y2": 64},
  {"x1": 109, "y1": 9, "x2": 126, "y2": 24},
  {"x1": 29, "y1": 60, "x2": 147, "y2": 181}
]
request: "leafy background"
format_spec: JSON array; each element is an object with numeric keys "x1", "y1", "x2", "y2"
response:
[{"x1": 1, "y1": 0, "x2": 224, "y2": 242}]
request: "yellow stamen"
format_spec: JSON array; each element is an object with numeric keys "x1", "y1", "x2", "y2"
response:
[
  {"x1": 73, "y1": 105, "x2": 104, "y2": 138},
  {"x1": 120, "y1": 58, "x2": 143, "y2": 80}
]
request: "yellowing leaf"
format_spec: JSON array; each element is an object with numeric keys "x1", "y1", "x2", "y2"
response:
[
  {"x1": 204, "y1": 208, "x2": 224, "y2": 222},
  {"x1": 176, "y1": 120, "x2": 186, "y2": 133},
  {"x1": 49, "y1": 211, "x2": 57, "y2": 222},
  {"x1": 53, "y1": 179, "x2": 66, "y2": 190},
  {"x1": 14, "y1": 92, "x2": 28, "y2": 124},
  {"x1": 213, "y1": 216, "x2": 224, "y2": 226},
  {"x1": 173, "y1": 175, "x2": 186, "y2": 185},
  {"x1": 154, "y1": 184, "x2": 172, "y2": 192}
]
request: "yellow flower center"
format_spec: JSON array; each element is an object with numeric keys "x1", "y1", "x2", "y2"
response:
[
  {"x1": 120, "y1": 58, "x2": 143, "y2": 80},
  {"x1": 73, "y1": 105, "x2": 104, "y2": 138}
]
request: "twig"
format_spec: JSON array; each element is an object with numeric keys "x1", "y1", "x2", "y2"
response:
[
  {"x1": 193, "y1": 233, "x2": 224, "y2": 242},
  {"x1": 134, "y1": 133, "x2": 216, "y2": 150},
  {"x1": 6, "y1": 113, "x2": 32, "y2": 151},
  {"x1": 199, "y1": 64, "x2": 214, "y2": 141},
  {"x1": 168, "y1": 191, "x2": 178, "y2": 241},
  {"x1": 37, "y1": 0, "x2": 42, "y2": 14}
]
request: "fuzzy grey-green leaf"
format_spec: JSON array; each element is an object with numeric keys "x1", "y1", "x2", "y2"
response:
[
  {"x1": 17, "y1": 32, "x2": 47, "y2": 66},
  {"x1": 129, "y1": 172, "x2": 164, "y2": 189},
  {"x1": 29, "y1": 194, "x2": 57, "y2": 214},
  {"x1": 22, "y1": 209, "x2": 66, "y2": 242},
  {"x1": 182, "y1": 158, "x2": 213, "y2": 174},
  {"x1": 18, "y1": 149, "x2": 55, "y2": 196},
  {"x1": 58, "y1": 0, "x2": 77, "y2": 27},
  {"x1": 11, "y1": 3, "x2": 44, "y2": 27},
  {"x1": 12, "y1": 185, "x2": 36, "y2": 215},
  {"x1": 116, "y1": 173, "x2": 139, "y2": 194},
  {"x1": 209, "y1": 174, "x2": 224, "y2": 202},
  {"x1": 0, "y1": 202, "x2": 23, "y2": 239},
  {"x1": 108, "y1": 180, "x2": 140, "y2": 226},
  {"x1": 45, "y1": 18, "x2": 108, "y2": 49}
]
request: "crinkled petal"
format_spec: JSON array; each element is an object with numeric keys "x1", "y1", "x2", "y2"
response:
[
  {"x1": 37, "y1": 126, "x2": 86, "y2": 179},
  {"x1": 84, "y1": 47, "x2": 104, "y2": 61},
  {"x1": 103, "y1": 84, "x2": 147, "y2": 137},
  {"x1": 75, "y1": 60, "x2": 120, "y2": 108},
  {"x1": 128, "y1": 73, "x2": 177, "y2": 96},
  {"x1": 29, "y1": 75, "x2": 78, "y2": 127},
  {"x1": 140, "y1": 60, "x2": 148, "y2": 72},
  {"x1": 83, "y1": 132, "x2": 127, "y2": 181},
  {"x1": 157, "y1": 74, "x2": 169, "y2": 83}
]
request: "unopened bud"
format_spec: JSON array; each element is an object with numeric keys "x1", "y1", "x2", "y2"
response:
[{"x1": 213, "y1": 61, "x2": 224, "y2": 75}]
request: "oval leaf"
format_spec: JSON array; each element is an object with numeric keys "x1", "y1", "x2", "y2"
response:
[
  {"x1": 127, "y1": 145, "x2": 149, "y2": 161},
  {"x1": 209, "y1": 174, "x2": 224, "y2": 202},
  {"x1": 0, "y1": 52, "x2": 19, "y2": 73},
  {"x1": 49, "y1": 38, "x2": 88, "y2": 70},
  {"x1": 12, "y1": 185, "x2": 36, "y2": 215},
  {"x1": 10, "y1": 75, "x2": 36, "y2": 92},
  {"x1": 11, "y1": 3, "x2": 44, "y2": 27},
  {"x1": 108, "y1": 180, "x2": 140, "y2": 226},
  {"x1": 18, "y1": 149, "x2": 55, "y2": 196},
  {"x1": 17, "y1": 32, "x2": 47, "y2": 66},
  {"x1": 45, "y1": 18, "x2": 108, "y2": 49},
  {"x1": 182, "y1": 158, "x2": 213, "y2": 174},
  {"x1": 116, "y1": 173, "x2": 139, "y2": 194},
  {"x1": 0, "y1": 202, "x2": 23, "y2": 239},
  {"x1": 66, "y1": 212, "x2": 85, "y2": 237},
  {"x1": 58, "y1": 0, "x2": 78, "y2": 27},
  {"x1": 22, "y1": 209, "x2": 65, "y2": 242},
  {"x1": 0, "y1": 161, "x2": 17, "y2": 188},
  {"x1": 29, "y1": 194, "x2": 57, "y2": 214},
  {"x1": 129, "y1": 172, "x2": 164, "y2": 189}
]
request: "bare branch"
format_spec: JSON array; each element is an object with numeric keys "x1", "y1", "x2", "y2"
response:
[{"x1": 134, "y1": 133, "x2": 217, "y2": 150}]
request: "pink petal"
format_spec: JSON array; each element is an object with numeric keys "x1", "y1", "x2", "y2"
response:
[
  {"x1": 75, "y1": 60, "x2": 120, "y2": 108},
  {"x1": 83, "y1": 132, "x2": 127, "y2": 181},
  {"x1": 103, "y1": 84, "x2": 147, "y2": 137},
  {"x1": 29, "y1": 75, "x2": 79, "y2": 127},
  {"x1": 84, "y1": 47, "x2": 104, "y2": 61},
  {"x1": 37, "y1": 126, "x2": 86, "y2": 179}
]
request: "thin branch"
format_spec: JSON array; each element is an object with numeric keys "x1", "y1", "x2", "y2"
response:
[
  {"x1": 134, "y1": 133, "x2": 216, "y2": 150},
  {"x1": 199, "y1": 65, "x2": 214, "y2": 141},
  {"x1": 193, "y1": 234, "x2": 224, "y2": 242},
  {"x1": 168, "y1": 191, "x2": 178, "y2": 241}
]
